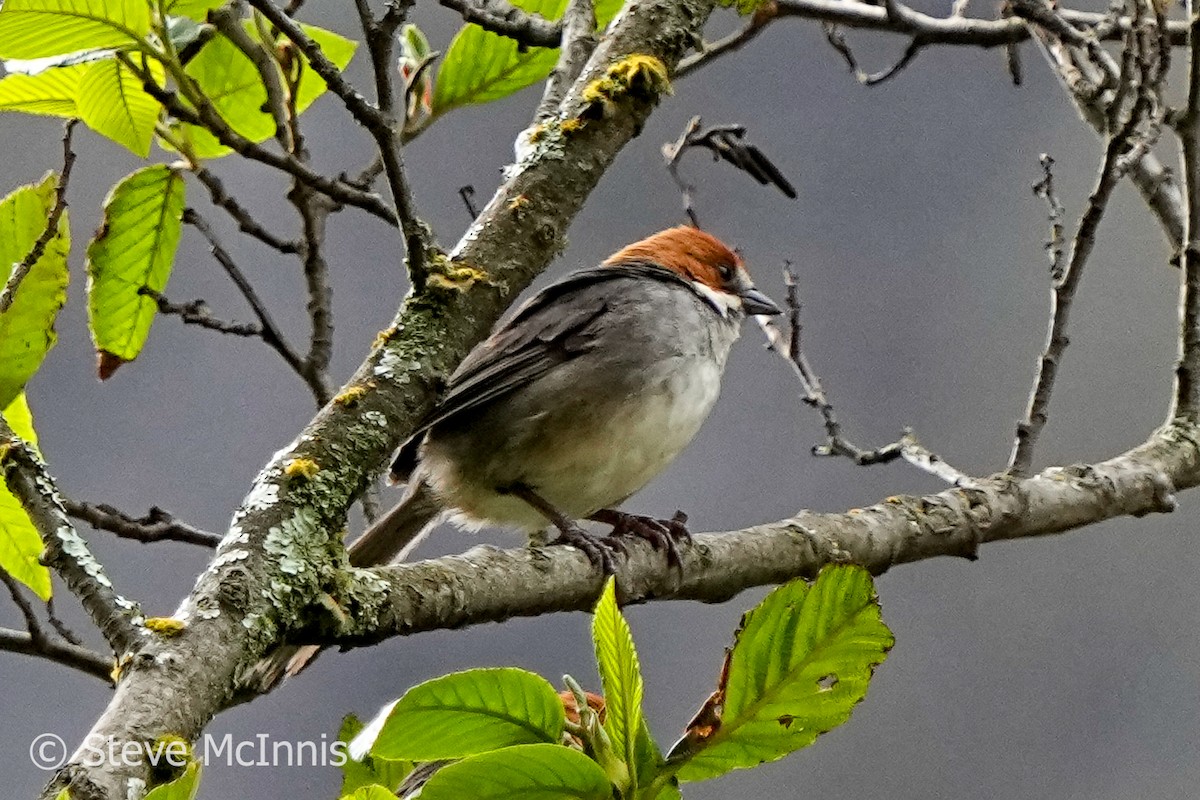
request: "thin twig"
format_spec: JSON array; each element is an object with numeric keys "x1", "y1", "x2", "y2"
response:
[
  {"x1": 438, "y1": 0, "x2": 562, "y2": 47},
  {"x1": 822, "y1": 23, "x2": 927, "y2": 85},
  {"x1": 1010, "y1": 0, "x2": 1164, "y2": 474},
  {"x1": 63, "y1": 499, "x2": 222, "y2": 548},
  {"x1": 1033, "y1": 153, "x2": 1066, "y2": 280},
  {"x1": 140, "y1": 288, "x2": 263, "y2": 337},
  {"x1": 183, "y1": 208, "x2": 314, "y2": 387},
  {"x1": 188, "y1": 166, "x2": 299, "y2": 254},
  {"x1": 1, "y1": 567, "x2": 45, "y2": 642},
  {"x1": 120, "y1": 53, "x2": 398, "y2": 225},
  {"x1": 0, "y1": 627, "x2": 112, "y2": 681},
  {"x1": 0, "y1": 120, "x2": 76, "y2": 315},
  {"x1": 211, "y1": 5, "x2": 294, "y2": 151},
  {"x1": 677, "y1": 3, "x2": 778, "y2": 78},
  {"x1": 757, "y1": 267, "x2": 973, "y2": 483},
  {"x1": 459, "y1": 185, "x2": 480, "y2": 219},
  {"x1": 1173, "y1": 0, "x2": 1200, "y2": 419},
  {"x1": 45, "y1": 596, "x2": 82, "y2": 645}
]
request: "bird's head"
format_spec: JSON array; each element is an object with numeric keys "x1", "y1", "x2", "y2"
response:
[{"x1": 603, "y1": 226, "x2": 781, "y2": 317}]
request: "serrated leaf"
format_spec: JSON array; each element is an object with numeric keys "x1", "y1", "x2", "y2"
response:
[
  {"x1": 431, "y1": 0, "x2": 624, "y2": 115},
  {"x1": 418, "y1": 744, "x2": 613, "y2": 800},
  {"x1": 592, "y1": 577, "x2": 645, "y2": 789},
  {"x1": 372, "y1": 668, "x2": 565, "y2": 761},
  {"x1": 0, "y1": 172, "x2": 69, "y2": 409},
  {"x1": 0, "y1": 61, "x2": 87, "y2": 116},
  {"x1": 76, "y1": 57, "x2": 162, "y2": 156},
  {"x1": 0, "y1": 0, "x2": 151, "y2": 60},
  {"x1": 142, "y1": 761, "x2": 202, "y2": 800},
  {"x1": 173, "y1": 21, "x2": 356, "y2": 158},
  {"x1": 0, "y1": 392, "x2": 51, "y2": 600},
  {"x1": 86, "y1": 165, "x2": 185, "y2": 377},
  {"x1": 670, "y1": 565, "x2": 893, "y2": 782}
]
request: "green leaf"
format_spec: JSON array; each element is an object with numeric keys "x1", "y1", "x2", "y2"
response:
[
  {"x1": 174, "y1": 21, "x2": 356, "y2": 158},
  {"x1": 0, "y1": 0, "x2": 151, "y2": 60},
  {"x1": 142, "y1": 761, "x2": 202, "y2": 800},
  {"x1": 76, "y1": 58, "x2": 162, "y2": 156},
  {"x1": 165, "y1": 0, "x2": 225, "y2": 20},
  {"x1": 371, "y1": 667, "x2": 565, "y2": 761},
  {"x1": 338, "y1": 713, "x2": 412, "y2": 795},
  {"x1": 339, "y1": 786, "x2": 397, "y2": 800},
  {"x1": 671, "y1": 565, "x2": 893, "y2": 782},
  {"x1": 432, "y1": 0, "x2": 624, "y2": 115},
  {"x1": 0, "y1": 172, "x2": 70, "y2": 409},
  {"x1": 0, "y1": 392, "x2": 51, "y2": 600},
  {"x1": 592, "y1": 577, "x2": 645, "y2": 788},
  {"x1": 418, "y1": 744, "x2": 613, "y2": 800},
  {"x1": 0, "y1": 61, "x2": 87, "y2": 116},
  {"x1": 86, "y1": 165, "x2": 185, "y2": 377}
]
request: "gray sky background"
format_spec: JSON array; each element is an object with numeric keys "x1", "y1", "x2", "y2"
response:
[{"x1": 3, "y1": 3, "x2": 1198, "y2": 799}]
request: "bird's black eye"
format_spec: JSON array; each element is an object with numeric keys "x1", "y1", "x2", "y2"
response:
[{"x1": 717, "y1": 263, "x2": 734, "y2": 280}]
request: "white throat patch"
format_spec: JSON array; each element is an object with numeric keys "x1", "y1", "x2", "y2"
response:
[{"x1": 692, "y1": 280, "x2": 741, "y2": 318}]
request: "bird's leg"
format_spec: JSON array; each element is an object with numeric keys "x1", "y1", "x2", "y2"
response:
[
  {"x1": 589, "y1": 509, "x2": 691, "y2": 569},
  {"x1": 504, "y1": 484, "x2": 624, "y2": 574}
]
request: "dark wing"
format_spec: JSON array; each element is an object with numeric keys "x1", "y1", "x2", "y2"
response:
[{"x1": 390, "y1": 264, "x2": 690, "y2": 480}]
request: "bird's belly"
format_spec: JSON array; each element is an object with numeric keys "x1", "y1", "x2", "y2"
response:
[{"x1": 422, "y1": 357, "x2": 724, "y2": 531}]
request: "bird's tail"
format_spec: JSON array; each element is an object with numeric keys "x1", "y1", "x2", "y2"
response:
[{"x1": 240, "y1": 482, "x2": 442, "y2": 694}]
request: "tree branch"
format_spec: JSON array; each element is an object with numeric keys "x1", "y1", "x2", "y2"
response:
[
  {"x1": 186, "y1": 166, "x2": 299, "y2": 254},
  {"x1": 438, "y1": 0, "x2": 562, "y2": 48},
  {"x1": 1173, "y1": 0, "x2": 1200, "y2": 420},
  {"x1": 0, "y1": 423, "x2": 144, "y2": 657},
  {"x1": 63, "y1": 500, "x2": 222, "y2": 549},
  {"x1": 139, "y1": 288, "x2": 264, "y2": 338},
  {"x1": 307, "y1": 424, "x2": 1188, "y2": 648},
  {"x1": 0, "y1": 627, "x2": 112, "y2": 682}
]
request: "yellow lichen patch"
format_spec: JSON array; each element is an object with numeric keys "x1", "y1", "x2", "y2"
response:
[
  {"x1": 527, "y1": 122, "x2": 550, "y2": 143},
  {"x1": 334, "y1": 384, "x2": 370, "y2": 407},
  {"x1": 581, "y1": 54, "x2": 671, "y2": 117},
  {"x1": 110, "y1": 653, "x2": 131, "y2": 683},
  {"x1": 144, "y1": 617, "x2": 186, "y2": 637},
  {"x1": 561, "y1": 118, "x2": 586, "y2": 135},
  {"x1": 426, "y1": 253, "x2": 492, "y2": 292},
  {"x1": 285, "y1": 458, "x2": 320, "y2": 479},
  {"x1": 507, "y1": 194, "x2": 531, "y2": 215},
  {"x1": 374, "y1": 325, "x2": 398, "y2": 348}
]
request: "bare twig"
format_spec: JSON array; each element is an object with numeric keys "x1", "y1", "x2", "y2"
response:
[
  {"x1": 758, "y1": 267, "x2": 973, "y2": 482},
  {"x1": 188, "y1": 166, "x2": 299, "y2": 254},
  {"x1": 1, "y1": 567, "x2": 44, "y2": 639},
  {"x1": 536, "y1": 0, "x2": 597, "y2": 120},
  {"x1": 677, "y1": 3, "x2": 778, "y2": 78},
  {"x1": 140, "y1": 288, "x2": 263, "y2": 338},
  {"x1": 1033, "y1": 153, "x2": 1066, "y2": 280},
  {"x1": 1172, "y1": 0, "x2": 1200, "y2": 420},
  {"x1": 0, "y1": 627, "x2": 112, "y2": 681},
  {"x1": 459, "y1": 185, "x2": 480, "y2": 219},
  {"x1": 45, "y1": 597, "x2": 82, "y2": 645},
  {"x1": 291, "y1": 186, "x2": 336, "y2": 405},
  {"x1": 63, "y1": 499, "x2": 222, "y2": 548},
  {"x1": 438, "y1": 0, "x2": 562, "y2": 48},
  {"x1": 181, "y1": 209, "x2": 321, "y2": 390},
  {"x1": 0, "y1": 422, "x2": 144, "y2": 655},
  {"x1": 120, "y1": 53, "x2": 398, "y2": 225},
  {"x1": 1010, "y1": 0, "x2": 1166, "y2": 474},
  {"x1": 822, "y1": 23, "x2": 927, "y2": 85},
  {"x1": 211, "y1": 6, "x2": 294, "y2": 150},
  {"x1": 662, "y1": 116, "x2": 797, "y2": 226},
  {"x1": 0, "y1": 120, "x2": 76, "y2": 315}
]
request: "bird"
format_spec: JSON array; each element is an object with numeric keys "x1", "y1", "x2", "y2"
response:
[
  {"x1": 352, "y1": 224, "x2": 781, "y2": 571},
  {"x1": 245, "y1": 225, "x2": 779, "y2": 689}
]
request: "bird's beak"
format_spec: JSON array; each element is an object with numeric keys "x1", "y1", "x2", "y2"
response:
[{"x1": 739, "y1": 287, "x2": 782, "y2": 316}]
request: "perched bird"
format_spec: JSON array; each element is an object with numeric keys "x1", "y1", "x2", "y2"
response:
[
  {"x1": 352, "y1": 224, "x2": 781, "y2": 570},
  {"x1": 249, "y1": 225, "x2": 779, "y2": 689}
]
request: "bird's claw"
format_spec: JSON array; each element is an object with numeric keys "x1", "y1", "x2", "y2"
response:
[
  {"x1": 550, "y1": 525, "x2": 622, "y2": 575},
  {"x1": 591, "y1": 509, "x2": 691, "y2": 570}
]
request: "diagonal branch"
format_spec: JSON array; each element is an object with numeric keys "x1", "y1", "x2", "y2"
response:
[
  {"x1": 0, "y1": 422, "x2": 144, "y2": 656},
  {"x1": 1171, "y1": 0, "x2": 1200, "y2": 420},
  {"x1": 0, "y1": 569, "x2": 113, "y2": 681}
]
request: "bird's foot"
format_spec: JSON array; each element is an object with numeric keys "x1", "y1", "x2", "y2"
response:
[
  {"x1": 590, "y1": 509, "x2": 691, "y2": 569},
  {"x1": 550, "y1": 524, "x2": 623, "y2": 575}
]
